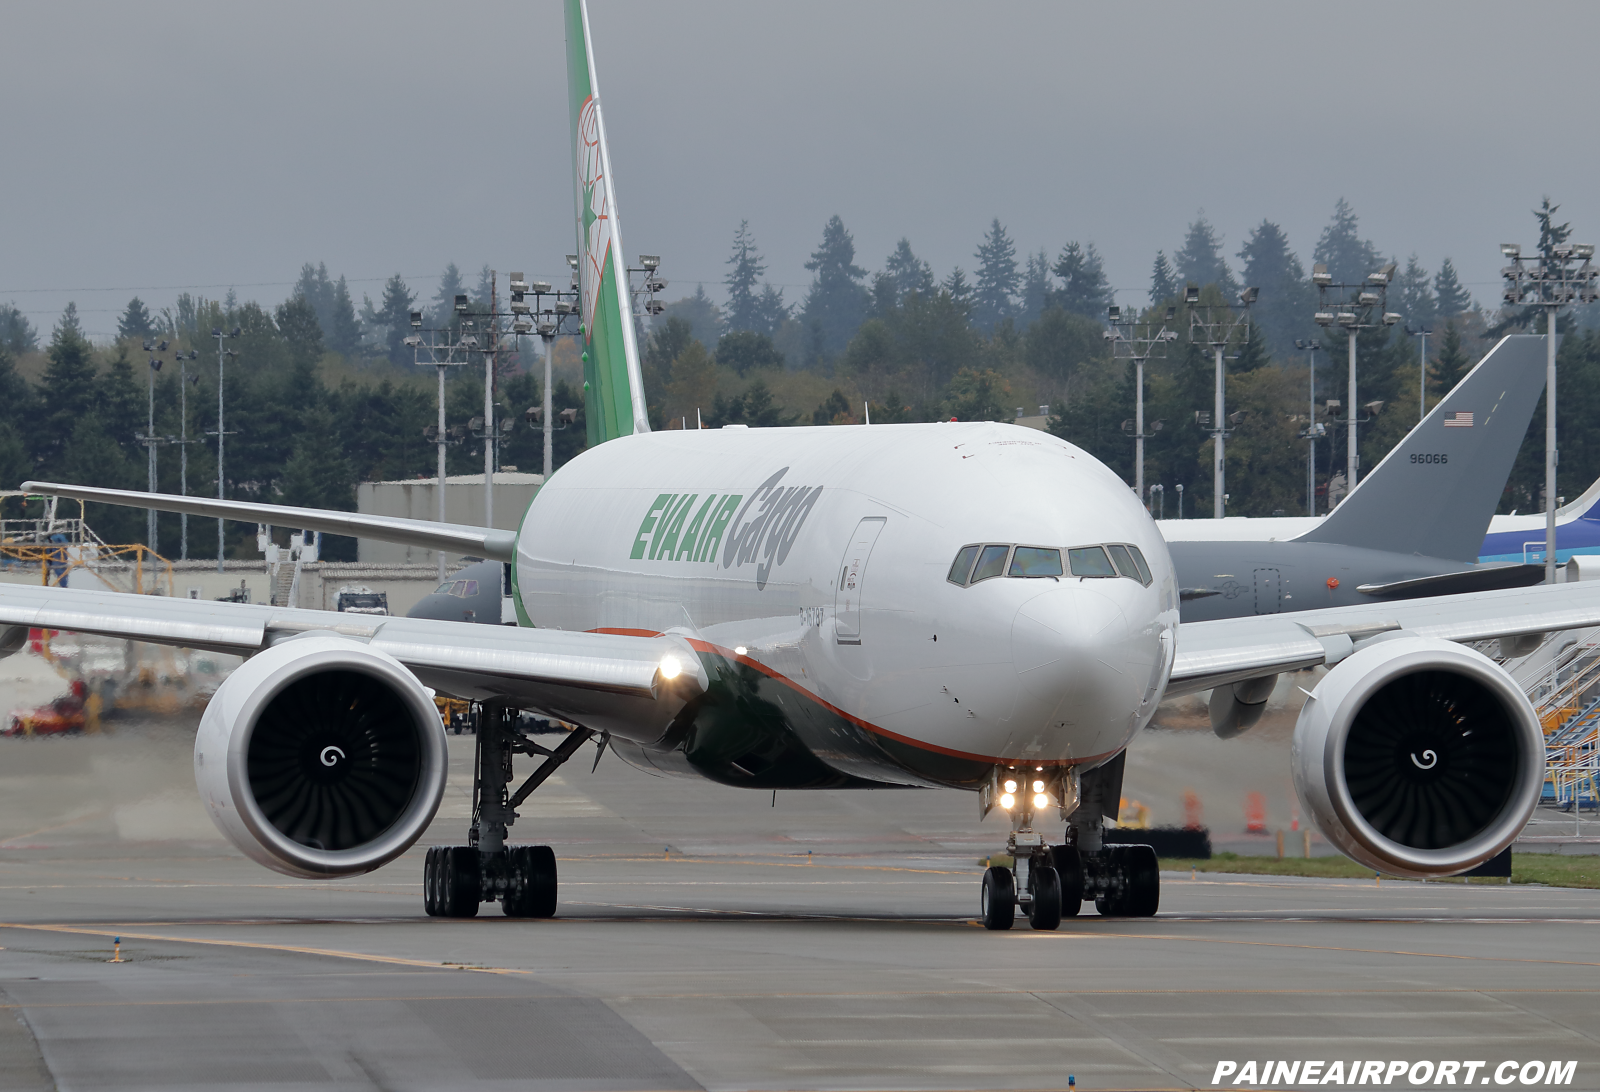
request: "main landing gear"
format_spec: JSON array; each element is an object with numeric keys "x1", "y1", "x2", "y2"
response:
[
  {"x1": 424, "y1": 703, "x2": 595, "y2": 919},
  {"x1": 979, "y1": 757, "x2": 1159, "y2": 929}
]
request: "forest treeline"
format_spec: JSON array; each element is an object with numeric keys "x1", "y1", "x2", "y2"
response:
[{"x1": 0, "y1": 198, "x2": 1593, "y2": 558}]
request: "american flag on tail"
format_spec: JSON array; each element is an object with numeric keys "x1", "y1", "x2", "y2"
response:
[{"x1": 1443, "y1": 411, "x2": 1474, "y2": 427}]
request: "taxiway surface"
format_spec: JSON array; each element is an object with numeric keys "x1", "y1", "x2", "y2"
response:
[{"x1": 0, "y1": 726, "x2": 1597, "y2": 1091}]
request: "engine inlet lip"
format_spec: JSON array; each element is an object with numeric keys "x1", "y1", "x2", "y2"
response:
[
  {"x1": 223, "y1": 637, "x2": 448, "y2": 877},
  {"x1": 1321, "y1": 642, "x2": 1543, "y2": 876}
]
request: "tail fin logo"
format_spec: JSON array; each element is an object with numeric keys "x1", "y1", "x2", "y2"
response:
[{"x1": 576, "y1": 94, "x2": 613, "y2": 340}]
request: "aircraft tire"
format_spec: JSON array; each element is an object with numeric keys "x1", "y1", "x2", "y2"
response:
[
  {"x1": 981, "y1": 865, "x2": 1015, "y2": 930},
  {"x1": 1121, "y1": 844, "x2": 1160, "y2": 917},
  {"x1": 1028, "y1": 866, "x2": 1062, "y2": 931},
  {"x1": 440, "y1": 846, "x2": 481, "y2": 918},
  {"x1": 1050, "y1": 845, "x2": 1084, "y2": 917},
  {"x1": 423, "y1": 845, "x2": 442, "y2": 916},
  {"x1": 502, "y1": 845, "x2": 558, "y2": 918}
]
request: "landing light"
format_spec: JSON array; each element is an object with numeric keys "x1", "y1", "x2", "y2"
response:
[
  {"x1": 1033, "y1": 793, "x2": 1049, "y2": 809},
  {"x1": 999, "y1": 793, "x2": 1015, "y2": 810},
  {"x1": 659, "y1": 655, "x2": 682, "y2": 680},
  {"x1": 1032, "y1": 780, "x2": 1045, "y2": 793},
  {"x1": 734, "y1": 646, "x2": 748, "y2": 656},
  {"x1": 1003, "y1": 779, "x2": 1018, "y2": 794}
]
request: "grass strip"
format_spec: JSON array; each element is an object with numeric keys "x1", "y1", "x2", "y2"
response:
[{"x1": 1160, "y1": 851, "x2": 1600, "y2": 890}]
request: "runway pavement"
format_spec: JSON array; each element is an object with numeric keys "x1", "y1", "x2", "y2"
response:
[{"x1": 0, "y1": 724, "x2": 1598, "y2": 1091}]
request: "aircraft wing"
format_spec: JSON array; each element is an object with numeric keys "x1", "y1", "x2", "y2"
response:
[
  {"x1": 20, "y1": 481, "x2": 517, "y2": 563},
  {"x1": 1168, "y1": 579, "x2": 1600, "y2": 697},
  {"x1": 0, "y1": 583, "x2": 705, "y2": 734}
]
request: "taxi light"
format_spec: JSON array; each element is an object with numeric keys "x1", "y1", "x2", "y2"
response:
[
  {"x1": 659, "y1": 655, "x2": 682, "y2": 680},
  {"x1": 999, "y1": 793, "x2": 1015, "y2": 810},
  {"x1": 1033, "y1": 792, "x2": 1050, "y2": 809},
  {"x1": 1032, "y1": 780, "x2": 1045, "y2": 793},
  {"x1": 1003, "y1": 779, "x2": 1018, "y2": 794}
]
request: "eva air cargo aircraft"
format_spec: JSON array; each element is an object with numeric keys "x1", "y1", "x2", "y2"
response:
[{"x1": 5, "y1": 1, "x2": 1596, "y2": 929}]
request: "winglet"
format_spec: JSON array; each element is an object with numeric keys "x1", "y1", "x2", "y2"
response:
[
  {"x1": 566, "y1": 0, "x2": 650, "y2": 446},
  {"x1": 1296, "y1": 335, "x2": 1546, "y2": 563}
]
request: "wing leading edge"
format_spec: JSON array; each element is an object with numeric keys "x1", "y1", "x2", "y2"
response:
[
  {"x1": 1170, "y1": 578, "x2": 1600, "y2": 696},
  {"x1": 20, "y1": 481, "x2": 517, "y2": 563}
]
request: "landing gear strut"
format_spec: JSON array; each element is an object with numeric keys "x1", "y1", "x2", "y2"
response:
[{"x1": 424, "y1": 703, "x2": 593, "y2": 919}]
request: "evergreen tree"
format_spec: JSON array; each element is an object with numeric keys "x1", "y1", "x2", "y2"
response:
[
  {"x1": 0, "y1": 303, "x2": 37, "y2": 354},
  {"x1": 663, "y1": 339, "x2": 718, "y2": 423},
  {"x1": 752, "y1": 285, "x2": 790, "y2": 338},
  {"x1": 1534, "y1": 196, "x2": 1572, "y2": 257},
  {"x1": 942, "y1": 267, "x2": 972, "y2": 306},
  {"x1": 812, "y1": 389, "x2": 854, "y2": 426},
  {"x1": 430, "y1": 263, "x2": 467, "y2": 331},
  {"x1": 280, "y1": 406, "x2": 357, "y2": 559},
  {"x1": 1019, "y1": 251, "x2": 1051, "y2": 330},
  {"x1": 724, "y1": 220, "x2": 767, "y2": 333},
  {"x1": 0, "y1": 343, "x2": 35, "y2": 436},
  {"x1": 884, "y1": 238, "x2": 935, "y2": 302},
  {"x1": 56, "y1": 302, "x2": 84, "y2": 339},
  {"x1": 1149, "y1": 251, "x2": 1178, "y2": 306},
  {"x1": 1434, "y1": 257, "x2": 1472, "y2": 317},
  {"x1": 472, "y1": 264, "x2": 497, "y2": 316},
  {"x1": 275, "y1": 294, "x2": 324, "y2": 374},
  {"x1": 1237, "y1": 220, "x2": 1310, "y2": 356},
  {"x1": 660, "y1": 286, "x2": 724, "y2": 348},
  {"x1": 971, "y1": 219, "x2": 1019, "y2": 335},
  {"x1": 98, "y1": 347, "x2": 145, "y2": 449},
  {"x1": 799, "y1": 215, "x2": 869, "y2": 362},
  {"x1": 293, "y1": 263, "x2": 336, "y2": 330},
  {"x1": 1175, "y1": 215, "x2": 1235, "y2": 296},
  {"x1": 1024, "y1": 308, "x2": 1105, "y2": 393},
  {"x1": 1432, "y1": 320, "x2": 1473, "y2": 394},
  {"x1": 363, "y1": 274, "x2": 416, "y2": 365},
  {"x1": 1051, "y1": 241, "x2": 1113, "y2": 318},
  {"x1": 945, "y1": 368, "x2": 1011, "y2": 421},
  {"x1": 116, "y1": 297, "x2": 155, "y2": 341},
  {"x1": 716, "y1": 331, "x2": 783, "y2": 376},
  {"x1": 327, "y1": 276, "x2": 362, "y2": 356},
  {"x1": 1312, "y1": 198, "x2": 1384, "y2": 285},
  {"x1": 0, "y1": 423, "x2": 27, "y2": 490},
  {"x1": 35, "y1": 309, "x2": 99, "y2": 474},
  {"x1": 1394, "y1": 254, "x2": 1437, "y2": 327}
]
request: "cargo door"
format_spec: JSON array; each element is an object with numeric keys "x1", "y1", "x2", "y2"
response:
[{"x1": 834, "y1": 517, "x2": 886, "y2": 644}]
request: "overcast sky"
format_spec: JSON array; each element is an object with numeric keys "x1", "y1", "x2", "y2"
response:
[{"x1": 6, "y1": 1, "x2": 1598, "y2": 341}]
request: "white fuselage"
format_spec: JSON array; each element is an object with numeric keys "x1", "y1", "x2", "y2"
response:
[{"x1": 511, "y1": 422, "x2": 1178, "y2": 789}]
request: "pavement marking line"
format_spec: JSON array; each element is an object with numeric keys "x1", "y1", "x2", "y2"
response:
[
  {"x1": 0, "y1": 809, "x2": 111, "y2": 846},
  {"x1": 0, "y1": 994, "x2": 554, "y2": 1010},
  {"x1": 0, "y1": 923, "x2": 544, "y2": 978}
]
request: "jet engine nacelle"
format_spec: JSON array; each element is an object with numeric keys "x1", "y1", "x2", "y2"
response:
[
  {"x1": 194, "y1": 636, "x2": 448, "y2": 879},
  {"x1": 1292, "y1": 636, "x2": 1543, "y2": 879}
]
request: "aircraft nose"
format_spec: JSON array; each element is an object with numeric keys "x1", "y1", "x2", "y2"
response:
[{"x1": 1011, "y1": 585, "x2": 1157, "y2": 743}]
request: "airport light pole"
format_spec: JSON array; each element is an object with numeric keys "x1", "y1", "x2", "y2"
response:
[
  {"x1": 1106, "y1": 303, "x2": 1179, "y2": 503},
  {"x1": 210, "y1": 325, "x2": 240, "y2": 573},
  {"x1": 1405, "y1": 323, "x2": 1432, "y2": 425},
  {"x1": 175, "y1": 348, "x2": 197, "y2": 560},
  {"x1": 1500, "y1": 240, "x2": 1600, "y2": 583},
  {"x1": 1312, "y1": 263, "x2": 1400, "y2": 501},
  {"x1": 1295, "y1": 339, "x2": 1323, "y2": 516},
  {"x1": 1185, "y1": 283, "x2": 1259, "y2": 519},
  {"x1": 139, "y1": 341, "x2": 165, "y2": 553},
  {"x1": 410, "y1": 310, "x2": 470, "y2": 582}
]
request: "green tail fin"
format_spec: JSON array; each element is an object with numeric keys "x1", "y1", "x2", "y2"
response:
[{"x1": 566, "y1": 0, "x2": 650, "y2": 446}]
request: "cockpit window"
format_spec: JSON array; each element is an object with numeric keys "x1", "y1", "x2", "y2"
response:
[
  {"x1": 1126, "y1": 545, "x2": 1153, "y2": 586},
  {"x1": 1009, "y1": 547, "x2": 1064, "y2": 578},
  {"x1": 434, "y1": 580, "x2": 459, "y2": 595},
  {"x1": 1068, "y1": 546, "x2": 1117, "y2": 577},
  {"x1": 970, "y1": 544, "x2": 1011, "y2": 583},
  {"x1": 947, "y1": 545, "x2": 981, "y2": 586},
  {"x1": 1107, "y1": 544, "x2": 1141, "y2": 582}
]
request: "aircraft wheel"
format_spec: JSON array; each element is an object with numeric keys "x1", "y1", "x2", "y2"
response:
[
  {"x1": 1028, "y1": 865, "x2": 1062, "y2": 931},
  {"x1": 423, "y1": 845, "x2": 442, "y2": 916},
  {"x1": 980, "y1": 865, "x2": 1015, "y2": 931},
  {"x1": 1050, "y1": 845, "x2": 1084, "y2": 918},
  {"x1": 1121, "y1": 844, "x2": 1160, "y2": 917},
  {"x1": 440, "y1": 846, "x2": 481, "y2": 918},
  {"x1": 502, "y1": 845, "x2": 558, "y2": 918}
]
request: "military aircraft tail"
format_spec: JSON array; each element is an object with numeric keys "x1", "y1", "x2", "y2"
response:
[
  {"x1": 566, "y1": 0, "x2": 650, "y2": 446},
  {"x1": 1296, "y1": 334, "x2": 1546, "y2": 563}
]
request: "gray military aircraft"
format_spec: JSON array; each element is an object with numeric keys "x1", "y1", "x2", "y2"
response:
[
  {"x1": 1173, "y1": 334, "x2": 1546, "y2": 622},
  {"x1": 406, "y1": 559, "x2": 511, "y2": 625},
  {"x1": 1171, "y1": 334, "x2": 1548, "y2": 732}
]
